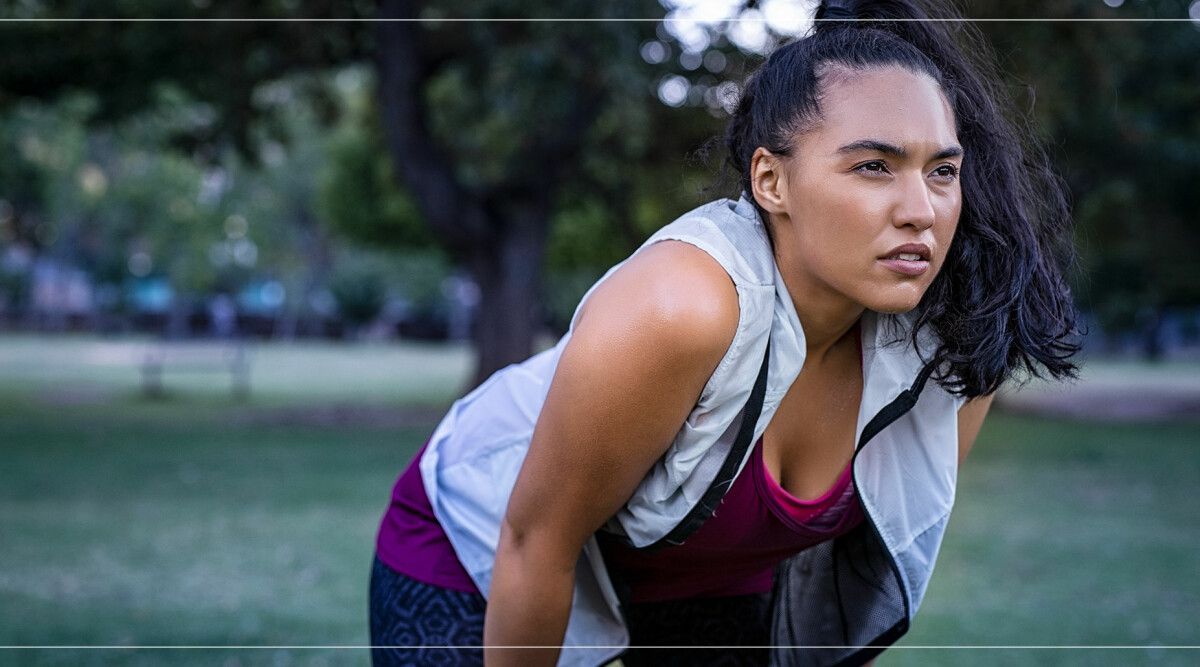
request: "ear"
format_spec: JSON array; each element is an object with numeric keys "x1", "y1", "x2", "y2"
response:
[{"x1": 750, "y1": 147, "x2": 788, "y2": 215}]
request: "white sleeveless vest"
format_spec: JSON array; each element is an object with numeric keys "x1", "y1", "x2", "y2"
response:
[{"x1": 420, "y1": 196, "x2": 964, "y2": 667}]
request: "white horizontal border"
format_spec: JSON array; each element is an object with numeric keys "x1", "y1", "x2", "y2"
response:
[
  {"x1": 0, "y1": 17, "x2": 1197, "y2": 22},
  {"x1": 2, "y1": 645, "x2": 1198, "y2": 649}
]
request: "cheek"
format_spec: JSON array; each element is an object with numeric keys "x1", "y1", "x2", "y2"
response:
[
  {"x1": 823, "y1": 201, "x2": 879, "y2": 255},
  {"x1": 937, "y1": 198, "x2": 963, "y2": 252},
  {"x1": 939, "y1": 217, "x2": 960, "y2": 250}
]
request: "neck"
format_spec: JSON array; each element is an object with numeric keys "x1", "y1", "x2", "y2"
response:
[
  {"x1": 796, "y1": 299, "x2": 864, "y2": 363},
  {"x1": 769, "y1": 263, "x2": 863, "y2": 360},
  {"x1": 769, "y1": 224, "x2": 865, "y2": 363}
]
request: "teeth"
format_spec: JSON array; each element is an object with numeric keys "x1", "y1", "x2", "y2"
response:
[{"x1": 892, "y1": 253, "x2": 923, "y2": 261}]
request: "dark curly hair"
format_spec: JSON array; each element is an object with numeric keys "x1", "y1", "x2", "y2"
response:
[{"x1": 723, "y1": 0, "x2": 1081, "y2": 398}]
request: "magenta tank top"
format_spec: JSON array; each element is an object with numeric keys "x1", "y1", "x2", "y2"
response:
[
  {"x1": 375, "y1": 442, "x2": 480, "y2": 593},
  {"x1": 376, "y1": 437, "x2": 863, "y2": 601},
  {"x1": 597, "y1": 438, "x2": 863, "y2": 602}
]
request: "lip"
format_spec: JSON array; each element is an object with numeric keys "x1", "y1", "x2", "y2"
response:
[{"x1": 878, "y1": 243, "x2": 932, "y2": 276}]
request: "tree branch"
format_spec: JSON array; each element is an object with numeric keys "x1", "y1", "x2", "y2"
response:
[{"x1": 375, "y1": 0, "x2": 490, "y2": 253}]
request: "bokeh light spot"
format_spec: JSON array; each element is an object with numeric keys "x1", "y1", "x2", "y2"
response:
[
  {"x1": 224, "y1": 214, "x2": 248, "y2": 239},
  {"x1": 640, "y1": 40, "x2": 669, "y2": 65},
  {"x1": 657, "y1": 75, "x2": 690, "y2": 107},
  {"x1": 128, "y1": 252, "x2": 153, "y2": 278}
]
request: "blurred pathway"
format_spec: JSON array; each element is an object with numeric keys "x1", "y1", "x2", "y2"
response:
[{"x1": 996, "y1": 358, "x2": 1200, "y2": 421}]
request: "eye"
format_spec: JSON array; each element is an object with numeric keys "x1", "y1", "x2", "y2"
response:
[
  {"x1": 854, "y1": 160, "x2": 889, "y2": 175},
  {"x1": 931, "y1": 164, "x2": 959, "y2": 181}
]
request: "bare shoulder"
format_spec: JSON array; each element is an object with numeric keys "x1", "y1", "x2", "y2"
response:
[
  {"x1": 503, "y1": 239, "x2": 739, "y2": 559},
  {"x1": 574, "y1": 240, "x2": 740, "y2": 362}
]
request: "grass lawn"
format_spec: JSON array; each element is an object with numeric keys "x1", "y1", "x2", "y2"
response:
[
  {"x1": 0, "y1": 334, "x2": 1197, "y2": 666},
  {"x1": 885, "y1": 413, "x2": 1200, "y2": 667},
  {"x1": 0, "y1": 335, "x2": 467, "y2": 666}
]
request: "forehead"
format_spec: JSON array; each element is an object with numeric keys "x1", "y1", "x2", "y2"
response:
[{"x1": 802, "y1": 66, "x2": 958, "y2": 153}]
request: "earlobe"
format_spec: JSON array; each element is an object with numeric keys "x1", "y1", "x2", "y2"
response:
[{"x1": 750, "y1": 147, "x2": 788, "y2": 214}]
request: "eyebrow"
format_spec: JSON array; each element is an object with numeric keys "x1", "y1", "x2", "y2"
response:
[{"x1": 836, "y1": 139, "x2": 964, "y2": 161}]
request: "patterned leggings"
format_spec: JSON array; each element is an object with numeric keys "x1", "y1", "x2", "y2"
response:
[{"x1": 369, "y1": 556, "x2": 770, "y2": 667}]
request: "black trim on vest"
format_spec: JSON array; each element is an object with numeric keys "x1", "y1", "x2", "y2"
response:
[
  {"x1": 830, "y1": 621, "x2": 908, "y2": 667},
  {"x1": 855, "y1": 360, "x2": 935, "y2": 450},
  {"x1": 836, "y1": 359, "x2": 938, "y2": 667},
  {"x1": 637, "y1": 341, "x2": 772, "y2": 555}
]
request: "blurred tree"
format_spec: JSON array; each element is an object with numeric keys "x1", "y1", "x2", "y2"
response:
[
  {"x1": 328, "y1": 251, "x2": 390, "y2": 335},
  {"x1": 12, "y1": 0, "x2": 1192, "y2": 370},
  {"x1": 373, "y1": 0, "x2": 741, "y2": 383},
  {"x1": 0, "y1": 91, "x2": 229, "y2": 328},
  {"x1": 0, "y1": 1, "x2": 729, "y2": 383},
  {"x1": 0, "y1": 0, "x2": 372, "y2": 158},
  {"x1": 315, "y1": 68, "x2": 434, "y2": 251},
  {"x1": 0, "y1": 1, "x2": 372, "y2": 335}
]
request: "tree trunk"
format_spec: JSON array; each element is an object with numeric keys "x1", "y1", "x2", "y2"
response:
[
  {"x1": 467, "y1": 197, "x2": 549, "y2": 387},
  {"x1": 375, "y1": 4, "x2": 548, "y2": 386},
  {"x1": 374, "y1": 1, "x2": 487, "y2": 249}
]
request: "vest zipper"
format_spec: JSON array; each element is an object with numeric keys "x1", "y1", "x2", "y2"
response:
[{"x1": 834, "y1": 361, "x2": 937, "y2": 665}]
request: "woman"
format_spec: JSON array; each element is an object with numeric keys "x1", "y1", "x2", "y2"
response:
[{"x1": 371, "y1": 1, "x2": 1080, "y2": 665}]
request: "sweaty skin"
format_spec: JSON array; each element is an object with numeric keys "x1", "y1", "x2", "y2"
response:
[{"x1": 483, "y1": 66, "x2": 991, "y2": 666}]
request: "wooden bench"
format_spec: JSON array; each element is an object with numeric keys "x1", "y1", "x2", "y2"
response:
[{"x1": 140, "y1": 342, "x2": 251, "y2": 399}]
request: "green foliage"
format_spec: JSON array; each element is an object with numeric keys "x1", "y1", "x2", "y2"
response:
[
  {"x1": 0, "y1": 85, "x2": 324, "y2": 303},
  {"x1": 546, "y1": 197, "x2": 636, "y2": 273},
  {"x1": 326, "y1": 245, "x2": 452, "y2": 328},
  {"x1": 406, "y1": 0, "x2": 725, "y2": 217},
  {"x1": 541, "y1": 167, "x2": 719, "y2": 330},
  {"x1": 3, "y1": 0, "x2": 1196, "y2": 349},
  {"x1": 391, "y1": 249, "x2": 452, "y2": 312},
  {"x1": 0, "y1": 91, "x2": 224, "y2": 291},
  {"x1": 417, "y1": 10, "x2": 656, "y2": 191},
  {"x1": 0, "y1": 4, "x2": 370, "y2": 156},
  {"x1": 328, "y1": 256, "x2": 389, "y2": 327},
  {"x1": 316, "y1": 70, "x2": 433, "y2": 250},
  {"x1": 0, "y1": 1, "x2": 733, "y2": 369}
]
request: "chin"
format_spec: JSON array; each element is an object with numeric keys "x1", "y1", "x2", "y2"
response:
[
  {"x1": 861, "y1": 286, "x2": 927, "y2": 315},
  {"x1": 871, "y1": 302, "x2": 921, "y2": 315}
]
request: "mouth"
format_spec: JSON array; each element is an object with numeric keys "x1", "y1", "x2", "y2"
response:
[{"x1": 878, "y1": 244, "x2": 932, "y2": 276}]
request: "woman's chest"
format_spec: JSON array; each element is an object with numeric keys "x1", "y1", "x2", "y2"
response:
[{"x1": 762, "y1": 347, "x2": 863, "y2": 500}]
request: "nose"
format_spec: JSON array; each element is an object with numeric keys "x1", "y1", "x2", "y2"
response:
[{"x1": 892, "y1": 174, "x2": 936, "y2": 231}]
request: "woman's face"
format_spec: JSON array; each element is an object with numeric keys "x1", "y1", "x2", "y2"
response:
[{"x1": 752, "y1": 66, "x2": 963, "y2": 317}]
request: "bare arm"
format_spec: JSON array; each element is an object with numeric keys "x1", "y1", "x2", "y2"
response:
[
  {"x1": 483, "y1": 241, "x2": 739, "y2": 666},
  {"x1": 956, "y1": 394, "x2": 994, "y2": 466}
]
